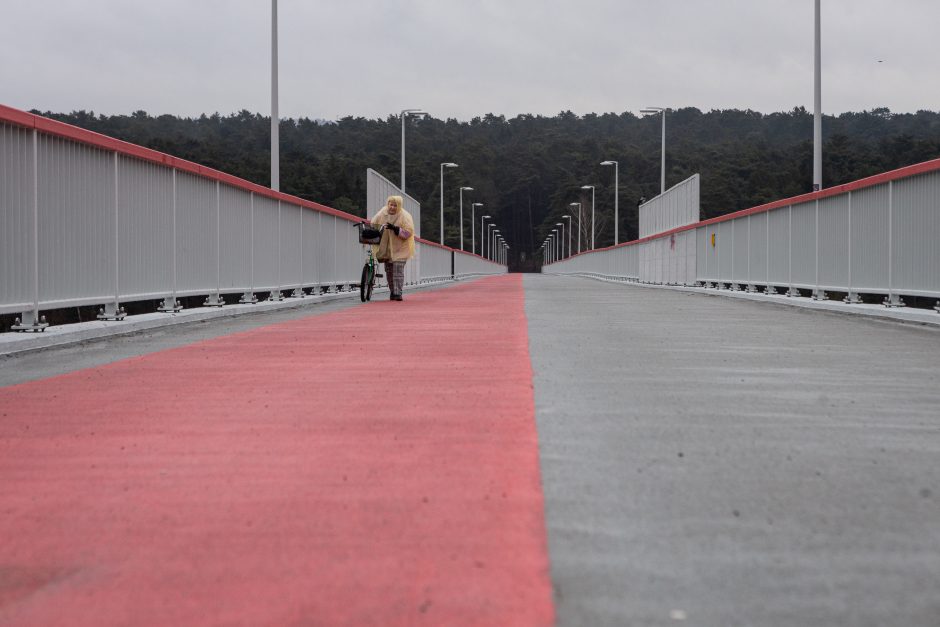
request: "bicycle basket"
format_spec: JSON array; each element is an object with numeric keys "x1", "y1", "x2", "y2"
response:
[{"x1": 357, "y1": 223, "x2": 383, "y2": 245}]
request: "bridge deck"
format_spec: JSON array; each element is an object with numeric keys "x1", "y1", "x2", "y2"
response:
[
  {"x1": 2, "y1": 274, "x2": 939, "y2": 626},
  {"x1": 526, "y1": 275, "x2": 940, "y2": 626}
]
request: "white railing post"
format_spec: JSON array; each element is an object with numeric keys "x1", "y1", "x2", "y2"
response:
[
  {"x1": 787, "y1": 205, "x2": 799, "y2": 297},
  {"x1": 98, "y1": 152, "x2": 126, "y2": 320},
  {"x1": 13, "y1": 128, "x2": 48, "y2": 330},
  {"x1": 813, "y1": 199, "x2": 826, "y2": 300},
  {"x1": 291, "y1": 206, "x2": 304, "y2": 298},
  {"x1": 765, "y1": 211, "x2": 774, "y2": 294},
  {"x1": 240, "y1": 192, "x2": 258, "y2": 303},
  {"x1": 845, "y1": 192, "x2": 859, "y2": 303},
  {"x1": 269, "y1": 200, "x2": 284, "y2": 301},
  {"x1": 159, "y1": 169, "x2": 182, "y2": 311},
  {"x1": 885, "y1": 181, "x2": 904, "y2": 307},
  {"x1": 205, "y1": 180, "x2": 224, "y2": 306}
]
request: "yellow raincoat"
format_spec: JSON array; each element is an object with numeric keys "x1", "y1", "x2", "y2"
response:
[{"x1": 370, "y1": 196, "x2": 416, "y2": 262}]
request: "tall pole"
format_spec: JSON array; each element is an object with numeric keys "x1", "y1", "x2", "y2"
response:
[
  {"x1": 570, "y1": 202, "x2": 581, "y2": 254},
  {"x1": 440, "y1": 165, "x2": 444, "y2": 245},
  {"x1": 563, "y1": 215, "x2": 571, "y2": 258},
  {"x1": 270, "y1": 0, "x2": 279, "y2": 191},
  {"x1": 660, "y1": 111, "x2": 666, "y2": 194},
  {"x1": 459, "y1": 187, "x2": 473, "y2": 251},
  {"x1": 472, "y1": 203, "x2": 482, "y2": 255},
  {"x1": 439, "y1": 162, "x2": 457, "y2": 245},
  {"x1": 400, "y1": 109, "x2": 426, "y2": 193},
  {"x1": 814, "y1": 0, "x2": 823, "y2": 191},
  {"x1": 602, "y1": 161, "x2": 619, "y2": 244}
]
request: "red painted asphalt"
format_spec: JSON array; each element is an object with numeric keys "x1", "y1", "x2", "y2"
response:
[{"x1": 0, "y1": 275, "x2": 554, "y2": 626}]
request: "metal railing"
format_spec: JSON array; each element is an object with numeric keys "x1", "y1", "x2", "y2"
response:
[
  {"x1": 0, "y1": 105, "x2": 505, "y2": 330},
  {"x1": 547, "y1": 158, "x2": 940, "y2": 307}
]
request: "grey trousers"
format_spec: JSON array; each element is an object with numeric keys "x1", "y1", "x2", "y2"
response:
[{"x1": 384, "y1": 261, "x2": 406, "y2": 297}]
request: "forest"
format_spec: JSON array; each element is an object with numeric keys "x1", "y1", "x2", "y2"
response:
[{"x1": 35, "y1": 107, "x2": 940, "y2": 263}]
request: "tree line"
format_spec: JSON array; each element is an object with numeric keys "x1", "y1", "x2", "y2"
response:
[{"x1": 36, "y1": 107, "x2": 940, "y2": 262}]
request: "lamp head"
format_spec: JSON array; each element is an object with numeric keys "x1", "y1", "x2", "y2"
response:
[
  {"x1": 442, "y1": 162, "x2": 458, "y2": 168},
  {"x1": 482, "y1": 215, "x2": 491, "y2": 219},
  {"x1": 581, "y1": 185, "x2": 594, "y2": 190},
  {"x1": 460, "y1": 186, "x2": 474, "y2": 191},
  {"x1": 562, "y1": 214, "x2": 570, "y2": 219},
  {"x1": 600, "y1": 160, "x2": 616, "y2": 166},
  {"x1": 640, "y1": 107, "x2": 664, "y2": 115},
  {"x1": 472, "y1": 202, "x2": 483, "y2": 207}
]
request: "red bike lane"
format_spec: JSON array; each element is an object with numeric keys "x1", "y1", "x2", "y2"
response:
[{"x1": 0, "y1": 275, "x2": 554, "y2": 626}]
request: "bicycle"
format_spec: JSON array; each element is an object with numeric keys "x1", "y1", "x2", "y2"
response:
[{"x1": 353, "y1": 222, "x2": 386, "y2": 302}]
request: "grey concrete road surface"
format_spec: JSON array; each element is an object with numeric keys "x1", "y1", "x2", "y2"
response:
[{"x1": 524, "y1": 274, "x2": 940, "y2": 627}]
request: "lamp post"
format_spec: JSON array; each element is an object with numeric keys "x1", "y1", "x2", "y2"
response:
[
  {"x1": 492, "y1": 230, "x2": 500, "y2": 260},
  {"x1": 270, "y1": 0, "x2": 279, "y2": 191},
  {"x1": 556, "y1": 223, "x2": 565, "y2": 259},
  {"x1": 440, "y1": 162, "x2": 458, "y2": 245},
  {"x1": 814, "y1": 0, "x2": 822, "y2": 191},
  {"x1": 562, "y1": 215, "x2": 572, "y2": 257},
  {"x1": 486, "y1": 225, "x2": 497, "y2": 259},
  {"x1": 581, "y1": 185, "x2": 595, "y2": 249},
  {"x1": 641, "y1": 107, "x2": 666, "y2": 194},
  {"x1": 481, "y1": 215, "x2": 491, "y2": 257},
  {"x1": 552, "y1": 229, "x2": 560, "y2": 261},
  {"x1": 601, "y1": 160, "x2": 619, "y2": 244},
  {"x1": 400, "y1": 109, "x2": 427, "y2": 193},
  {"x1": 459, "y1": 186, "x2": 473, "y2": 251},
  {"x1": 569, "y1": 202, "x2": 582, "y2": 254},
  {"x1": 546, "y1": 235, "x2": 554, "y2": 264},
  {"x1": 472, "y1": 203, "x2": 483, "y2": 255}
]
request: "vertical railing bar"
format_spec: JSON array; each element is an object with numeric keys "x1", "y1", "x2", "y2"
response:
[
  {"x1": 788, "y1": 205, "x2": 794, "y2": 296},
  {"x1": 30, "y1": 129, "x2": 40, "y2": 326},
  {"x1": 114, "y1": 152, "x2": 120, "y2": 312},
  {"x1": 216, "y1": 181, "x2": 221, "y2": 298}
]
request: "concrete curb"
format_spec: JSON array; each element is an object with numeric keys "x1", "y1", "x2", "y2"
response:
[
  {"x1": 555, "y1": 273, "x2": 940, "y2": 329},
  {"x1": 0, "y1": 278, "x2": 472, "y2": 358}
]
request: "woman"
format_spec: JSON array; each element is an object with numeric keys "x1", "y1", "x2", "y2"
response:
[{"x1": 370, "y1": 195, "x2": 415, "y2": 301}]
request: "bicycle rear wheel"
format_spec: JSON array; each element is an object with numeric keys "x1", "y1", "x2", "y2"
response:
[{"x1": 360, "y1": 264, "x2": 372, "y2": 302}]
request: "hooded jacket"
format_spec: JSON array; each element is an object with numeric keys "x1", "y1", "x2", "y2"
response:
[{"x1": 370, "y1": 196, "x2": 415, "y2": 262}]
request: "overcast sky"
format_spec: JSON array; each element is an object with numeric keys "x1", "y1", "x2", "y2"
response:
[{"x1": 2, "y1": 0, "x2": 937, "y2": 120}]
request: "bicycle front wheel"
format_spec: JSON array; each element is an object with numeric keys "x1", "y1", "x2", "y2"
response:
[{"x1": 360, "y1": 263, "x2": 373, "y2": 302}]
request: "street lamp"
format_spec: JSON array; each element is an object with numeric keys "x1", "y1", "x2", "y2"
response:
[
  {"x1": 569, "y1": 202, "x2": 582, "y2": 253},
  {"x1": 459, "y1": 186, "x2": 473, "y2": 251},
  {"x1": 440, "y1": 162, "x2": 458, "y2": 245},
  {"x1": 552, "y1": 229, "x2": 560, "y2": 261},
  {"x1": 600, "y1": 160, "x2": 619, "y2": 244},
  {"x1": 481, "y1": 215, "x2": 491, "y2": 257},
  {"x1": 486, "y1": 223, "x2": 496, "y2": 259},
  {"x1": 640, "y1": 107, "x2": 666, "y2": 194},
  {"x1": 487, "y1": 225, "x2": 497, "y2": 259},
  {"x1": 492, "y1": 230, "x2": 500, "y2": 261},
  {"x1": 581, "y1": 185, "x2": 595, "y2": 249},
  {"x1": 556, "y1": 223, "x2": 565, "y2": 258},
  {"x1": 401, "y1": 108, "x2": 427, "y2": 193},
  {"x1": 271, "y1": 0, "x2": 279, "y2": 191},
  {"x1": 814, "y1": 0, "x2": 822, "y2": 191},
  {"x1": 546, "y1": 234, "x2": 554, "y2": 264},
  {"x1": 472, "y1": 203, "x2": 483, "y2": 255},
  {"x1": 562, "y1": 215, "x2": 571, "y2": 257}
]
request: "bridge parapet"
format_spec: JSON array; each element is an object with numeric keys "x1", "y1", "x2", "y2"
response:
[
  {"x1": 0, "y1": 105, "x2": 504, "y2": 331},
  {"x1": 548, "y1": 159, "x2": 940, "y2": 309}
]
